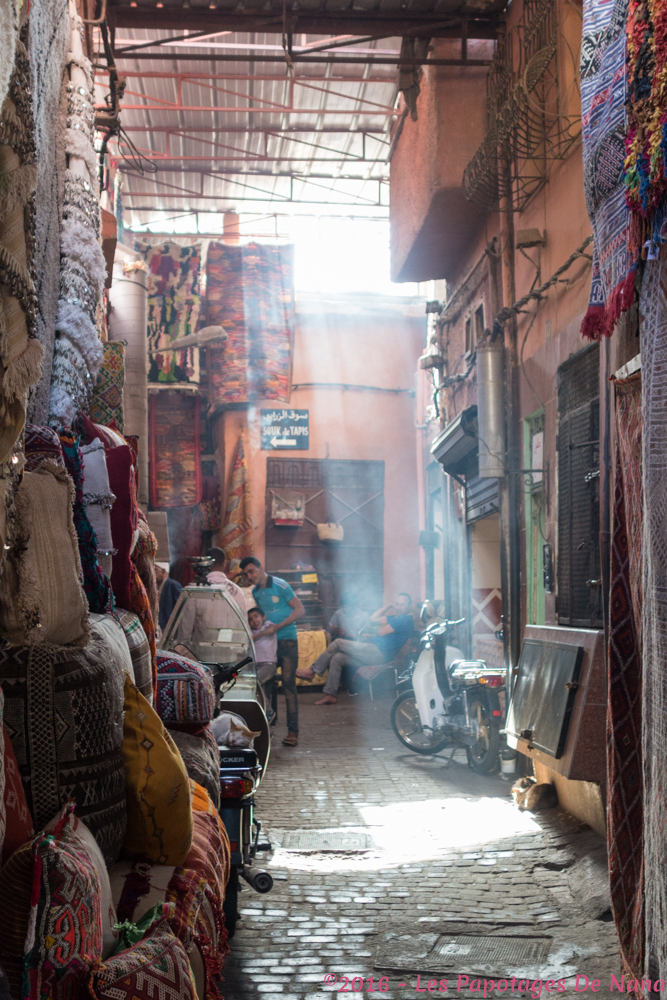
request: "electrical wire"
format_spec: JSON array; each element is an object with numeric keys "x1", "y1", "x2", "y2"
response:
[{"x1": 115, "y1": 127, "x2": 159, "y2": 175}]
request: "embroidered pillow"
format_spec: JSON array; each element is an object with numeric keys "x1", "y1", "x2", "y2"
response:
[
  {"x1": 88, "y1": 920, "x2": 196, "y2": 1000},
  {"x1": 156, "y1": 651, "x2": 215, "y2": 724},
  {"x1": 122, "y1": 678, "x2": 193, "y2": 865},
  {"x1": 24, "y1": 424, "x2": 65, "y2": 472},
  {"x1": 0, "y1": 462, "x2": 89, "y2": 646},
  {"x1": 1, "y1": 722, "x2": 33, "y2": 866},
  {"x1": 0, "y1": 635, "x2": 126, "y2": 864},
  {"x1": 0, "y1": 805, "x2": 106, "y2": 999}
]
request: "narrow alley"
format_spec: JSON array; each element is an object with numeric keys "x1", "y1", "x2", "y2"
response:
[{"x1": 225, "y1": 693, "x2": 620, "y2": 1000}]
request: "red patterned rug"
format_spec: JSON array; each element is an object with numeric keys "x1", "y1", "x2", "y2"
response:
[
  {"x1": 149, "y1": 390, "x2": 202, "y2": 508},
  {"x1": 607, "y1": 371, "x2": 643, "y2": 981},
  {"x1": 205, "y1": 241, "x2": 294, "y2": 407}
]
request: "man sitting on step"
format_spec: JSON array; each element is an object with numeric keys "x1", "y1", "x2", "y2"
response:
[{"x1": 297, "y1": 593, "x2": 414, "y2": 705}]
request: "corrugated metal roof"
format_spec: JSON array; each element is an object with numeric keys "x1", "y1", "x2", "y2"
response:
[
  {"x1": 97, "y1": 4, "x2": 500, "y2": 228},
  {"x1": 101, "y1": 30, "x2": 401, "y2": 227}
]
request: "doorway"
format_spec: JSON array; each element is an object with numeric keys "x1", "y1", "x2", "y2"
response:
[{"x1": 265, "y1": 458, "x2": 385, "y2": 623}]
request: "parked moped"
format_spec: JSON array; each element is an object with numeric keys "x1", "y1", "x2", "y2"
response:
[{"x1": 390, "y1": 607, "x2": 505, "y2": 773}]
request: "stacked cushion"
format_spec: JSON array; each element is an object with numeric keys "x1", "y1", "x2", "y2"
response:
[
  {"x1": 110, "y1": 790, "x2": 230, "y2": 1000},
  {"x1": 122, "y1": 679, "x2": 193, "y2": 865},
  {"x1": 116, "y1": 608, "x2": 154, "y2": 704},
  {"x1": 81, "y1": 437, "x2": 115, "y2": 573},
  {"x1": 169, "y1": 728, "x2": 220, "y2": 810},
  {"x1": 0, "y1": 804, "x2": 118, "y2": 998},
  {"x1": 156, "y1": 650, "x2": 215, "y2": 725},
  {"x1": 24, "y1": 424, "x2": 65, "y2": 471},
  {"x1": 0, "y1": 462, "x2": 89, "y2": 647},
  {"x1": 1, "y1": 722, "x2": 33, "y2": 865},
  {"x1": 88, "y1": 920, "x2": 196, "y2": 1000},
  {"x1": 0, "y1": 631, "x2": 126, "y2": 864}
]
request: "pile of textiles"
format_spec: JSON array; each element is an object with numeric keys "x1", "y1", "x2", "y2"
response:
[
  {"x1": 0, "y1": 640, "x2": 230, "y2": 1000},
  {"x1": 47, "y1": 10, "x2": 106, "y2": 427},
  {"x1": 0, "y1": 415, "x2": 231, "y2": 998},
  {"x1": 0, "y1": 21, "x2": 46, "y2": 574},
  {"x1": 205, "y1": 241, "x2": 294, "y2": 406}
]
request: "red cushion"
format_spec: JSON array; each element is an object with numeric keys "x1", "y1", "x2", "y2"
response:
[
  {"x1": 106, "y1": 445, "x2": 136, "y2": 610},
  {"x1": 1, "y1": 724, "x2": 33, "y2": 866}
]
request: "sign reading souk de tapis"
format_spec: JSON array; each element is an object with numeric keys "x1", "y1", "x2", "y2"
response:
[{"x1": 261, "y1": 409, "x2": 309, "y2": 450}]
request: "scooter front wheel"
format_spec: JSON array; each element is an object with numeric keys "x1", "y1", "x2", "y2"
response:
[{"x1": 390, "y1": 690, "x2": 451, "y2": 755}]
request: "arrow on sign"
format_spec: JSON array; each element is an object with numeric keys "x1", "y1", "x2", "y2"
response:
[{"x1": 271, "y1": 437, "x2": 297, "y2": 447}]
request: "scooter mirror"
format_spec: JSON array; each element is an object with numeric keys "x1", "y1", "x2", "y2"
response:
[{"x1": 421, "y1": 600, "x2": 436, "y2": 623}]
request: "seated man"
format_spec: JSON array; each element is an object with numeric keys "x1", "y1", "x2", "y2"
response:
[
  {"x1": 297, "y1": 593, "x2": 414, "y2": 705},
  {"x1": 328, "y1": 591, "x2": 369, "y2": 640}
]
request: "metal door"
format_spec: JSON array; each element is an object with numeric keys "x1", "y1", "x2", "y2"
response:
[{"x1": 265, "y1": 458, "x2": 385, "y2": 622}]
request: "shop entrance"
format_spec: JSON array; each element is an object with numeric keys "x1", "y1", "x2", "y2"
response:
[{"x1": 265, "y1": 458, "x2": 385, "y2": 623}]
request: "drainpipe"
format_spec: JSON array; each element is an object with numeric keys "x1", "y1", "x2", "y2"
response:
[{"x1": 497, "y1": 157, "x2": 522, "y2": 681}]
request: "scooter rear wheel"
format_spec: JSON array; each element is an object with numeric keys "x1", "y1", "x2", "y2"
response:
[
  {"x1": 390, "y1": 690, "x2": 451, "y2": 755},
  {"x1": 465, "y1": 695, "x2": 500, "y2": 774}
]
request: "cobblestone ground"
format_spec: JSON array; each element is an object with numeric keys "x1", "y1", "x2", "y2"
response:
[{"x1": 223, "y1": 687, "x2": 621, "y2": 1000}]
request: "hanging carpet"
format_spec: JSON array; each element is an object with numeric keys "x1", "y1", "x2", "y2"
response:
[
  {"x1": 580, "y1": 0, "x2": 636, "y2": 340},
  {"x1": 205, "y1": 241, "x2": 294, "y2": 407},
  {"x1": 640, "y1": 249, "x2": 667, "y2": 986},
  {"x1": 149, "y1": 390, "x2": 202, "y2": 508},
  {"x1": 146, "y1": 241, "x2": 201, "y2": 385},
  {"x1": 608, "y1": 370, "x2": 644, "y2": 982},
  {"x1": 219, "y1": 438, "x2": 253, "y2": 563},
  {"x1": 91, "y1": 340, "x2": 125, "y2": 431},
  {"x1": 625, "y1": 0, "x2": 667, "y2": 257}
]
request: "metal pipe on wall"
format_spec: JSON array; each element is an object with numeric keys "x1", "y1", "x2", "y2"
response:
[
  {"x1": 108, "y1": 243, "x2": 149, "y2": 507},
  {"x1": 477, "y1": 341, "x2": 506, "y2": 478}
]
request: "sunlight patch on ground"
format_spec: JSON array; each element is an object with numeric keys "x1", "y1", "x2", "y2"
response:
[{"x1": 267, "y1": 796, "x2": 541, "y2": 873}]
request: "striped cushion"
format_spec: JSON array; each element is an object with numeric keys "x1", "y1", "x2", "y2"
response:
[{"x1": 155, "y1": 652, "x2": 215, "y2": 724}]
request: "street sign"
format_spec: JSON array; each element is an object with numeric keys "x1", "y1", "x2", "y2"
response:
[{"x1": 261, "y1": 408, "x2": 309, "y2": 450}]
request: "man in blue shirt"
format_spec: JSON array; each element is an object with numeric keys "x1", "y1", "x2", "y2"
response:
[
  {"x1": 297, "y1": 593, "x2": 414, "y2": 704},
  {"x1": 240, "y1": 556, "x2": 305, "y2": 746}
]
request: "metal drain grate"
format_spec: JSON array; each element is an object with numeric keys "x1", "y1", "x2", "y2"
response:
[
  {"x1": 273, "y1": 829, "x2": 372, "y2": 851},
  {"x1": 375, "y1": 932, "x2": 552, "y2": 976},
  {"x1": 432, "y1": 935, "x2": 552, "y2": 967}
]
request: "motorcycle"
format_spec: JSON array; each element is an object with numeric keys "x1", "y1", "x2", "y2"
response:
[
  {"x1": 160, "y1": 559, "x2": 274, "y2": 937},
  {"x1": 390, "y1": 608, "x2": 505, "y2": 773}
]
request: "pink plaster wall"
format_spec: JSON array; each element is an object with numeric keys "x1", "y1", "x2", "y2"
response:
[{"x1": 216, "y1": 293, "x2": 426, "y2": 604}]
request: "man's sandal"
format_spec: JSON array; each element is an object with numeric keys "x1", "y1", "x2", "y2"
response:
[{"x1": 282, "y1": 733, "x2": 298, "y2": 746}]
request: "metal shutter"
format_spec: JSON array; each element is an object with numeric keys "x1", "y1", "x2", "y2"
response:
[{"x1": 556, "y1": 345, "x2": 602, "y2": 628}]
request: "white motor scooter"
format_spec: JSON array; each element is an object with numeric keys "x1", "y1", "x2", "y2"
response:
[{"x1": 390, "y1": 608, "x2": 505, "y2": 772}]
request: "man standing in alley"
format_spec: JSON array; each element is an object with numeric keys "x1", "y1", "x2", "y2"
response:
[
  {"x1": 155, "y1": 562, "x2": 182, "y2": 633},
  {"x1": 296, "y1": 593, "x2": 414, "y2": 705},
  {"x1": 240, "y1": 556, "x2": 305, "y2": 746}
]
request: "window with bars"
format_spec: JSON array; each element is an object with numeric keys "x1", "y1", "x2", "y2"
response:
[{"x1": 556, "y1": 344, "x2": 602, "y2": 628}]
